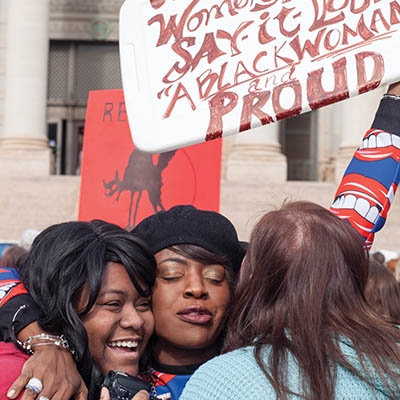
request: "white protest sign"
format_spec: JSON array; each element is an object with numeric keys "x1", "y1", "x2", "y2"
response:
[{"x1": 120, "y1": 0, "x2": 400, "y2": 153}]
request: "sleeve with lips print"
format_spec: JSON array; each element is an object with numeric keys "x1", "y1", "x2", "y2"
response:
[{"x1": 330, "y1": 96, "x2": 400, "y2": 250}]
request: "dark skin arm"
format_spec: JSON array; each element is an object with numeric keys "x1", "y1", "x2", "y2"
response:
[{"x1": 7, "y1": 321, "x2": 88, "y2": 400}]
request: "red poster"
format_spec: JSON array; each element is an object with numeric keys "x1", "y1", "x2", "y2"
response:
[{"x1": 78, "y1": 89, "x2": 222, "y2": 229}]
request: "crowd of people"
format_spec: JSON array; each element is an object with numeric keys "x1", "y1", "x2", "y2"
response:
[{"x1": 0, "y1": 84, "x2": 400, "y2": 400}]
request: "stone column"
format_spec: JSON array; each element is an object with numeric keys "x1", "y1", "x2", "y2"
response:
[
  {"x1": 0, "y1": 0, "x2": 51, "y2": 177},
  {"x1": 225, "y1": 123, "x2": 287, "y2": 184},
  {"x1": 334, "y1": 88, "x2": 384, "y2": 182}
]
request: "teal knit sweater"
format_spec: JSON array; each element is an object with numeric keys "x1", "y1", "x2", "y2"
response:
[{"x1": 180, "y1": 339, "x2": 398, "y2": 399}]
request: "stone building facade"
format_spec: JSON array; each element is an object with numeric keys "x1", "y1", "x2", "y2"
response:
[{"x1": 0, "y1": 0, "x2": 399, "y2": 254}]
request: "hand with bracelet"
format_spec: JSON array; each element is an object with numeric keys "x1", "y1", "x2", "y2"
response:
[
  {"x1": 6, "y1": 320, "x2": 86, "y2": 400},
  {"x1": 0, "y1": 220, "x2": 156, "y2": 400}
]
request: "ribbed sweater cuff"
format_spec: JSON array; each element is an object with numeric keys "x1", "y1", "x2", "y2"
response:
[{"x1": 371, "y1": 96, "x2": 400, "y2": 137}]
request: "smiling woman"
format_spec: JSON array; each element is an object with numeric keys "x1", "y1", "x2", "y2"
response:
[
  {"x1": 77, "y1": 262, "x2": 154, "y2": 377},
  {"x1": 0, "y1": 220, "x2": 156, "y2": 400}
]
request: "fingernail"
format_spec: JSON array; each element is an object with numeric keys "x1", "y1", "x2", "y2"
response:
[
  {"x1": 7, "y1": 389, "x2": 15, "y2": 398},
  {"x1": 137, "y1": 390, "x2": 149, "y2": 399},
  {"x1": 100, "y1": 387, "x2": 106, "y2": 399}
]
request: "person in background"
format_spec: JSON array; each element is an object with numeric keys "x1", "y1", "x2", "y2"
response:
[
  {"x1": 364, "y1": 260, "x2": 400, "y2": 323},
  {"x1": 18, "y1": 229, "x2": 40, "y2": 251},
  {"x1": 0, "y1": 245, "x2": 27, "y2": 269},
  {"x1": 0, "y1": 220, "x2": 156, "y2": 400},
  {"x1": 370, "y1": 251, "x2": 386, "y2": 265},
  {"x1": 180, "y1": 201, "x2": 400, "y2": 400}
]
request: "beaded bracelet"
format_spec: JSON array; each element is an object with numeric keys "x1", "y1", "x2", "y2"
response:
[
  {"x1": 383, "y1": 93, "x2": 400, "y2": 101},
  {"x1": 22, "y1": 333, "x2": 74, "y2": 355},
  {"x1": 11, "y1": 304, "x2": 74, "y2": 356}
]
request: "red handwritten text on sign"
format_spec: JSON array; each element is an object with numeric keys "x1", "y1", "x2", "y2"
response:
[{"x1": 120, "y1": 0, "x2": 400, "y2": 152}]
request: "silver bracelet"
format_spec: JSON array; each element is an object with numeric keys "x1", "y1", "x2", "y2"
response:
[
  {"x1": 383, "y1": 93, "x2": 400, "y2": 101},
  {"x1": 10, "y1": 304, "x2": 74, "y2": 356},
  {"x1": 22, "y1": 333, "x2": 74, "y2": 355}
]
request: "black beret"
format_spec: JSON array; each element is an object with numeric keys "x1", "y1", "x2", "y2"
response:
[{"x1": 131, "y1": 205, "x2": 245, "y2": 275}]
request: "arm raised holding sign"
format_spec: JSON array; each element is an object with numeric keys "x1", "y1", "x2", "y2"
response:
[{"x1": 330, "y1": 81, "x2": 400, "y2": 248}]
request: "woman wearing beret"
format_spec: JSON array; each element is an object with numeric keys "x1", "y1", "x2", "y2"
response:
[{"x1": 130, "y1": 205, "x2": 245, "y2": 400}]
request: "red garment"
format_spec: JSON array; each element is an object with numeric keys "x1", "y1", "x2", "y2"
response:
[{"x1": 0, "y1": 342, "x2": 29, "y2": 400}]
